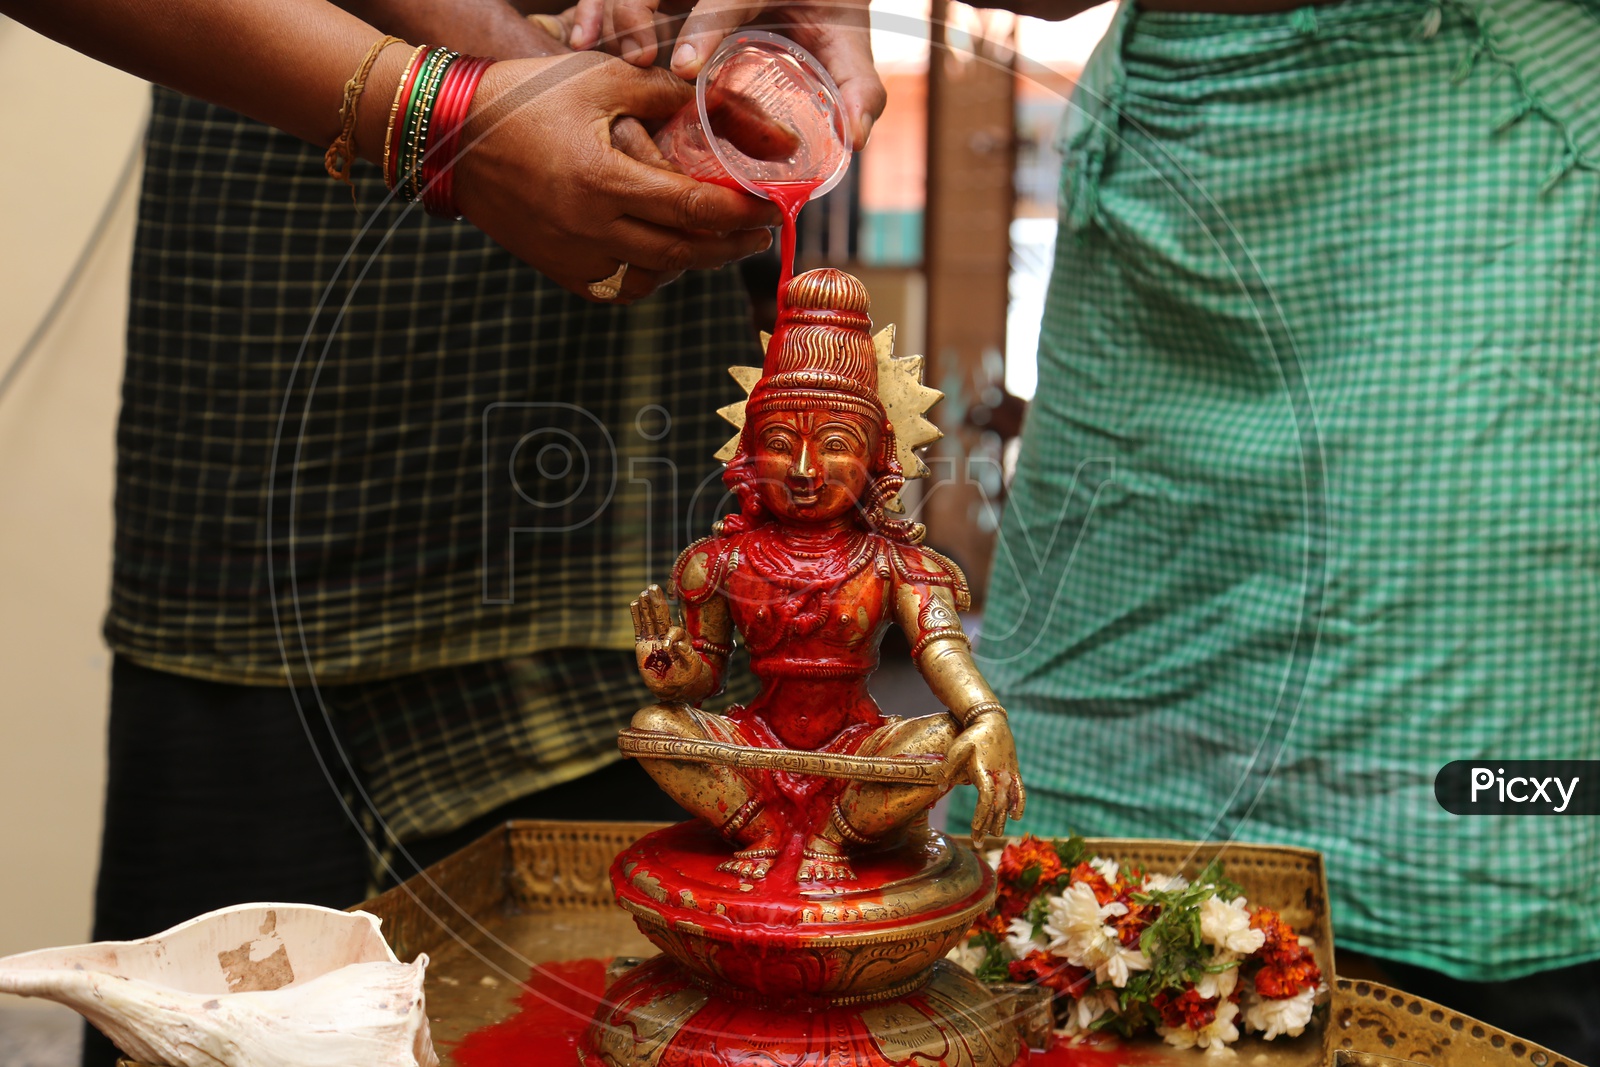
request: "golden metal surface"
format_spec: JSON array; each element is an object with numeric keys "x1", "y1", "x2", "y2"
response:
[
  {"x1": 616, "y1": 729, "x2": 948, "y2": 783},
  {"x1": 103, "y1": 825, "x2": 1574, "y2": 1067},
  {"x1": 713, "y1": 333, "x2": 942, "y2": 480}
]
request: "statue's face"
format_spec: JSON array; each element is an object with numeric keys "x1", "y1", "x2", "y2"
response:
[{"x1": 748, "y1": 407, "x2": 877, "y2": 526}]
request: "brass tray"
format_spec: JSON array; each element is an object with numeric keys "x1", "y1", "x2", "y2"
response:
[{"x1": 118, "y1": 819, "x2": 1583, "y2": 1067}]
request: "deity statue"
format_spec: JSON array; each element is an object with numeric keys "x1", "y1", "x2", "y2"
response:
[{"x1": 621, "y1": 267, "x2": 1025, "y2": 884}]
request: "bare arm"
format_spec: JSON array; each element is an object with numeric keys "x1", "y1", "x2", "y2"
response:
[
  {"x1": 335, "y1": 0, "x2": 568, "y2": 58},
  {"x1": 0, "y1": 0, "x2": 779, "y2": 300}
]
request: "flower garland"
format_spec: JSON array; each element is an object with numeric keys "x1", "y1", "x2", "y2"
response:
[{"x1": 948, "y1": 837, "x2": 1325, "y2": 1049}]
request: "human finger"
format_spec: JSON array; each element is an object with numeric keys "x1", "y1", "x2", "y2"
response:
[
  {"x1": 806, "y1": 26, "x2": 885, "y2": 150},
  {"x1": 611, "y1": 0, "x2": 664, "y2": 65},
  {"x1": 568, "y1": 0, "x2": 604, "y2": 50},
  {"x1": 576, "y1": 259, "x2": 681, "y2": 304},
  {"x1": 704, "y1": 81, "x2": 802, "y2": 161},
  {"x1": 611, "y1": 116, "x2": 675, "y2": 170},
  {"x1": 601, "y1": 213, "x2": 773, "y2": 274},
  {"x1": 667, "y1": 0, "x2": 767, "y2": 81},
  {"x1": 606, "y1": 159, "x2": 780, "y2": 234},
  {"x1": 527, "y1": 11, "x2": 573, "y2": 48},
  {"x1": 586, "y1": 58, "x2": 699, "y2": 123}
]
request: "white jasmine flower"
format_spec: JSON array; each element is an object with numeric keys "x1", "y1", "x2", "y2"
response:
[
  {"x1": 1199, "y1": 895, "x2": 1265, "y2": 955},
  {"x1": 1096, "y1": 944, "x2": 1151, "y2": 988},
  {"x1": 1243, "y1": 985, "x2": 1317, "y2": 1040},
  {"x1": 1089, "y1": 856, "x2": 1120, "y2": 883},
  {"x1": 1044, "y1": 883, "x2": 1125, "y2": 966},
  {"x1": 945, "y1": 939, "x2": 987, "y2": 974},
  {"x1": 1193, "y1": 952, "x2": 1240, "y2": 1000},
  {"x1": 1043, "y1": 883, "x2": 1147, "y2": 987},
  {"x1": 1005, "y1": 916, "x2": 1048, "y2": 959},
  {"x1": 985, "y1": 848, "x2": 1005, "y2": 869},
  {"x1": 1159, "y1": 997, "x2": 1241, "y2": 1051},
  {"x1": 1143, "y1": 872, "x2": 1189, "y2": 893},
  {"x1": 1062, "y1": 988, "x2": 1120, "y2": 1035}
]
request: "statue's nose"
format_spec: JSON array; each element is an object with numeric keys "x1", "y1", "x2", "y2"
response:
[{"x1": 789, "y1": 441, "x2": 820, "y2": 483}]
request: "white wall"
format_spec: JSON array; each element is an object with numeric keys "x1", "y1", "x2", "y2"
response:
[{"x1": 0, "y1": 17, "x2": 147, "y2": 972}]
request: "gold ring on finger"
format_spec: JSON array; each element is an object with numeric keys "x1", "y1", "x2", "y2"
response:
[{"x1": 587, "y1": 262, "x2": 628, "y2": 301}]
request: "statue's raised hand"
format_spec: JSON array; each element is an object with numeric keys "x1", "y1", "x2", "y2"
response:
[
  {"x1": 943, "y1": 711, "x2": 1027, "y2": 848},
  {"x1": 631, "y1": 584, "x2": 703, "y2": 700}
]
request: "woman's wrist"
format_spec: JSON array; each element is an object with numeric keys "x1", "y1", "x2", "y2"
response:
[{"x1": 355, "y1": 43, "x2": 417, "y2": 168}]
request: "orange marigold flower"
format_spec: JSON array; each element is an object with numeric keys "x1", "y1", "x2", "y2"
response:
[
  {"x1": 969, "y1": 913, "x2": 1009, "y2": 939},
  {"x1": 994, "y1": 883, "x2": 1033, "y2": 922},
  {"x1": 998, "y1": 837, "x2": 1065, "y2": 891},
  {"x1": 1152, "y1": 987, "x2": 1218, "y2": 1031},
  {"x1": 1009, "y1": 950, "x2": 1093, "y2": 997},
  {"x1": 1111, "y1": 895, "x2": 1157, "y2": 948},
  {"x1": 1247, "y1": 906, "x2": 1322, "y2": 997}
]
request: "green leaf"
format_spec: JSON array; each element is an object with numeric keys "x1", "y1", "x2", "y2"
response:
[{"x1": 1054, "y1": 835, "x2": 1088, "y2": 869}]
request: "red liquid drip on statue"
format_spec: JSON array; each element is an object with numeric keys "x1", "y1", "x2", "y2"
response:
[
  {"x1": 763, "y1": 180, "x2": 822, "y2": 372},
  {"x1": 764, "y1": 180, "x2": 817, "y2": 309},
  {"x1": 710, "y1": 175, "x2": 823, "y2": 371}
]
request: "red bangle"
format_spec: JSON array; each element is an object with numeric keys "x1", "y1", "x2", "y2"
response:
[
  {"x1": 386, "y1": 47, "x2": 430, "y2": 190},
  {"x1": 421, "y1": 56, "x2": 493, "y2": 219}
]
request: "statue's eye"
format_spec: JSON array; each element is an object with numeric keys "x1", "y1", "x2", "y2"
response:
[
  {"x1": 763, "y1": 435, "x2": 792, "y2": 454},
  {"x1": 823, "y1": 436, "x2": 853, "y2": 453}
]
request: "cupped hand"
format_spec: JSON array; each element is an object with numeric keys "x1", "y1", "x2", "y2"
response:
[
  {"x1": 944, "y1": 712, "x2": 1027, "y2": 847},
  {"x1": 566, "y1": 0, "x2": 886, "y2": 151},
  {"x1": 630, "y1": 584, "x2": 704, "y2": 698},
  {"x1": 454, "y1": 52, "x2": 780, "y2": 301}
]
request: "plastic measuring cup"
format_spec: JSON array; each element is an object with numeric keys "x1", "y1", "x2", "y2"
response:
[{"x1": 654, "y1": 30, "x2": 851, "y2": 201}]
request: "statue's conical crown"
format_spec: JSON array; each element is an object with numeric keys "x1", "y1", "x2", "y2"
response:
[{"x1": 752, "y1": 268, "x2": 880, "y2": 409}]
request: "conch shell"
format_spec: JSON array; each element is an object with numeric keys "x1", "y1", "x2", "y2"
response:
[{"x1": 0, "y1": 903, "x2": 437, "y2": 1067}]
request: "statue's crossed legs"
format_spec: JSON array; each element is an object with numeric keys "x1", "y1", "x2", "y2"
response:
[{"x1": 630, "y1": 703, "x2": 957, "y2": 882}]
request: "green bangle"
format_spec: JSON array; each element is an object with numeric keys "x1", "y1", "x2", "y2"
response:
[
  {"x1": 408, "y1": 51, "x2": 458, "y2": 203},
  {"x1": 399, "y1": 48, "x2": 453, "y2": 202}
]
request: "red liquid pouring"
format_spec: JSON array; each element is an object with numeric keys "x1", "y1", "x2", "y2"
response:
[{"x1": 713, "y1": 175, "x2": 823, "y2": 370}]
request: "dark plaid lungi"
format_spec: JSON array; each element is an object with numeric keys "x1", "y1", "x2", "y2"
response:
[{"x1": 104, "y1": 87, "x2": 760, "y2": 841}]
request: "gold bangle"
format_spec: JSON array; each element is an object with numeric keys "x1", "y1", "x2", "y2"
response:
[
  {"x1": 959, "y1": 700, "x2": 1006, "y2": 728},
  {"x1": 692, "y1": 637, "x2": 734, "y2": 658},
  {"x1": 326, "y1": 34, "x2": 405, "y2": 186},
  {"x1": 830, "y1": 802, "x2": 875, "y2": 846},
  {"x1": 382, "y1": 45, "x2": 429, "y2": 191},
  {"x1": 909, "y1": 626, "x2": 969, "y2": 661}
]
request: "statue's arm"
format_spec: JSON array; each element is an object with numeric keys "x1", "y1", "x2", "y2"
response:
[
  {"x1": 891, "y1": 580, "x2": 1003, "y2": 727},
  {"x1": 677, "y1": 591, "x2": 733, "y2": 702},
  {"x1": 891, "y1": 557, "x2": 1026, "y2": 842},
  {"x1": 631, "y1": 584, "x2": 729, "y2": 705}
]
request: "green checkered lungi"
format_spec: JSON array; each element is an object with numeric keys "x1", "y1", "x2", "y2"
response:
[
  {"x1": 960, "y1": 0, "x2": 1600, "y2": 980},
  {"x1": 106, "y1": 89, "x2": 758, "y2": 841}
]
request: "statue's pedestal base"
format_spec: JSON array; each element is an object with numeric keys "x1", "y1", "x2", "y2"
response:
[
  {"x1": 609, "y1": 821, "x2": 993, "y2": 1002},
  {"x1": 583, "y1": 956, "x2": 1024, "y2": 1067},
  {"x1": 583, "y1": 821, "x2": 1023, "y2": 1065}
]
